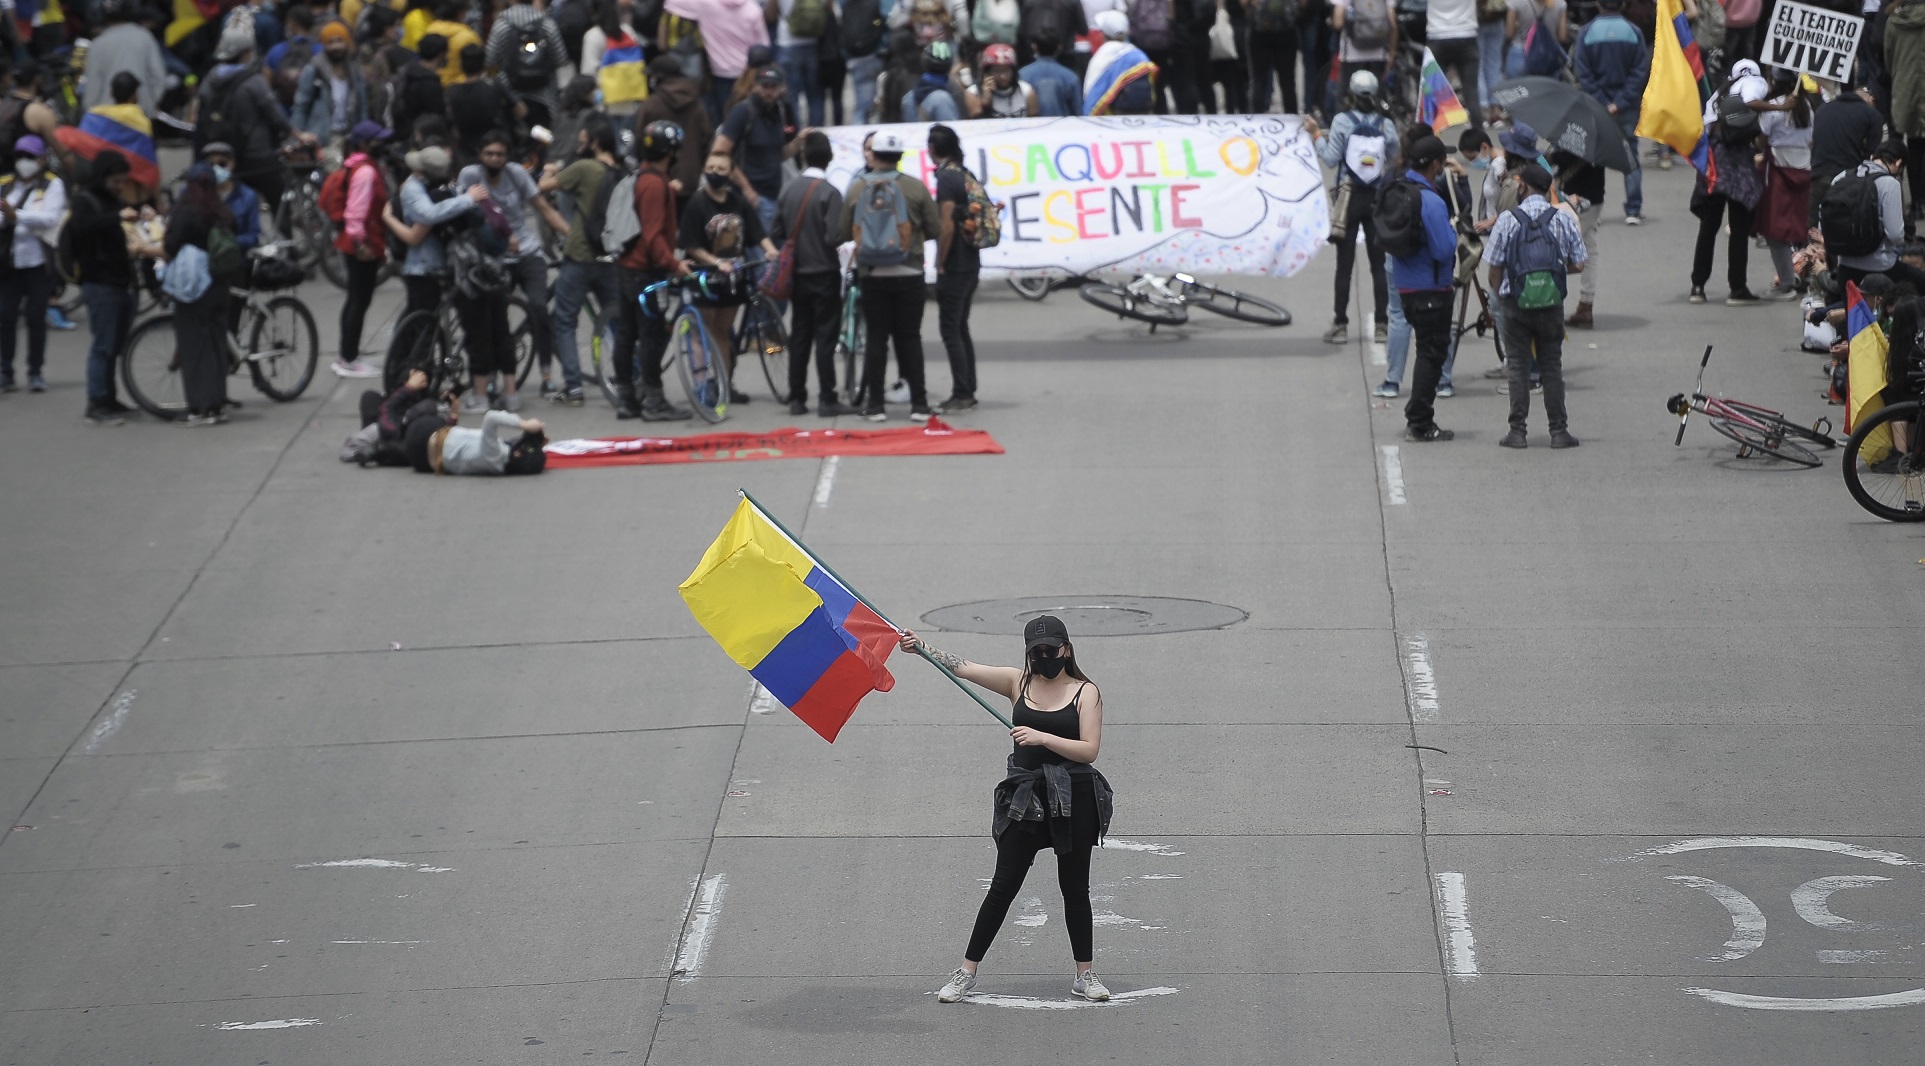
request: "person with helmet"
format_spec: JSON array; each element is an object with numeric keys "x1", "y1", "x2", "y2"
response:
[
  {"x1": 1303, "y1": 70, "x2": 1398, "y2": 346},
  {"x1": 965, "y1": 43, "x2": 1039, "y2": 117},
  {"x1": 902, "y1": 40, "x2": 964, "y2": 121},
  {"x1": 612, "y1": 120, "x2": 697, "y2": 421}
]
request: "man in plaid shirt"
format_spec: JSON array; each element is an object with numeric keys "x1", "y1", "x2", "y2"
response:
[{"x1": 1484, "y1": 163, "x2": 1587, "y2": 450}]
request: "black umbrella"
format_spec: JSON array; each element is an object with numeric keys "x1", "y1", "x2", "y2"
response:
[{"x1": 1490, "y1": 76, "x2": 1637, "y2": 173}]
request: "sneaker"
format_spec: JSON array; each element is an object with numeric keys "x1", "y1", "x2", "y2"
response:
[
  {"x1": 1763, "y1": 285, "x2": 1800, "y2": 302},
  {"x1": 46, "y1": 306, "x2": 76, "y2": 331},
  {"x1": 1625, "y1": 214, "x2": 1644, "y2": 226},
  {"x1": 910, "y1": 406, "x2": 933, "y2": 423},
  {"x1": 1322, "y1": 322, "x2": 1348, "y2": 344},
  {"x1": 28, "y1": 373, "x2": 45, "y2": 392},
  {"x1": 862, "y1": 404, "x2": 887, "y2": 422},
  {"x1": 1436, "y1": 384, "x2": 1456, "y2": 398},
  {"x1": 1688, "y1": 287, "x2": 1707, "y2": 304},
  {"x1": 331, "y1": 359, "x2": 382, "y2": 378},
  {"x1": 82, "y1": 404, "x2": 125, "y2": 425},
  {"x1": 1549, "y1": 429, "x2": 1581, "y2": 449},
  {"x1": 208, "y1": 407, "x2": 231, "y2": 424},
  {"x1": 503, "y1": 393, "x2": 523, "y2": 413},
  {"x1": 1500, "y1": 429, "x2": 1528, "y2": 448},
  {"x1": 1657, "y1": 154, "x2": 1674, "y2": 170},
  {"x1": 174, "y1": 412, "x2": 213, "y2": 427},
  {"x1": 638, "y1": 390, "x2": 694, "y2": 421},
  {"x1": 551, "y1": 388, "x2": 585, "y2": 407},
  {"x1": 1482, "y1": 365, "x2": 1508, "y2": 380},
  {"x1": 729, "y1": 388, "x2": 753, "y2": 405},
  {"x1": 788, "y1": 398, "x2": 810, "y2": 416},
  {"x1": 1072, "y1": 972, "x2": 1112, "y2": 1001},
  {"x1": 101, "y1": 397, "x2": 133, "y2": 415},
  {"x1": 884, "y1": 380, "x2": 910, "y2": 404},
  {"x1": 540, "y1": 378, "x2": 559, "y2": 397},
  {"x1": 936, "y1": 968, "x2": 977, "y2": 1003},
  {"x1": 938, "y1": 396, "x2": 977, "y2": 413},
  {"x1": 1373, "y1": 322, "x2": 1388, "y2": 343},
  {"x1": 818, "y1": 399, "x2": 858, "y2": 417},
  {"x1": 1371, "y1": 382, "x2": 1400, "y2": 398},
  {"x1": 1406, "y1": 424, "x2": 1456, "y2": 442},
  {"x1": 1727, "y1": 290, "x2": 1762, "y2": 306},
  {"x1": 459, "y1": 393, "x2": 489, "y2": 414},
  {"x1": 1530, "y1": 380, "x2": 1543, "y2": 393}
]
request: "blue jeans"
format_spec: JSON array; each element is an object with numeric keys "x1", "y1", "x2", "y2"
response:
[
  {"x1": 1616, "y1": 109, "x2": 1643, "y2": 216},
  {"x1": 778, "y1": 42, "x2": 825, "y2": 127},
  {"x1": 81, "y1": 281, "x2": 133, "y2": 404},
  {"x1": 754, "y1": 194, "x2": 778, "y2": 239},
  {"x1": 1384, "y1": 284, "x2": 1411, "y2": 385},
  {"x1": 1477, "y1": 21, "x2": 1506, "y2": 114},
  {"x1": 849, "y1": 53, "x2": 883, "y2": 121},
  {"x1": 552, "y1": 258, "x2": 618, "y2": 393}
]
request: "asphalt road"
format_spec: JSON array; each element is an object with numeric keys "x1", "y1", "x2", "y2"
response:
[{"x1": 4, "y1": 152, "x2": 1923, "y2": 1065}]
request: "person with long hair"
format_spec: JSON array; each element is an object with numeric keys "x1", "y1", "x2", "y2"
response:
[
  {"x1": 897, "y1": 615, "x2": 1115, "y2": 1005},
  {"x1": 164, "y1": 163, "x2": 238, "y2": 425},
  {"x1": 1756, "y1": 73, "x2": 1821, "y2": 300}
]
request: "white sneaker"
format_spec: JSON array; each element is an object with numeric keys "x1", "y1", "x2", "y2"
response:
[
  {"x1": 459, "y1": 393, "x2": 489, "y2": 414},
  {"x1": 1071, "y1": 971, "x2": 1111, "y2": 1001},
  {"x1": 1371, "y1": 382, "x2": 1399, "y2": 398},
  {"x1": 884, "y1": 380, "x2": 910, "y2": 404},
  {"x1": 331, "y1": 359, "x2": 382, "y2": 378},
  {"x1": 936, "y1": 968, "x2": 977, "y2": 1003},
  {"x1": 1625, "y1": 214, "x2": 1644, "y2": 226}
]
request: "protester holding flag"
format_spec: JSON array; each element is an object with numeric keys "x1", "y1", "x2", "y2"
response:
[
  {"x1": 1418, "y1": 46, "x2": 1471, "y2": 134},
  {"x1": 900, "y1": 617, "x2": 1115, "y2": 1006},
  {"x1": 1425, "y1": 0, "x2": 1484, "y2": 130}
]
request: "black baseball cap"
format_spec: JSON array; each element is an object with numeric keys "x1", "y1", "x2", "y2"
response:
[{"x1": 1023, "y1": 614, "x2": 1069, "y2": 653}]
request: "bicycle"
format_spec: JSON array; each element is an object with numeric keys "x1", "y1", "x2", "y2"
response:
[
  {"x1": 385, "y1": 278, "x2": 536, "y2": 396},
  {"x1": 730, "y1": 261, "x2": 790, "y2": 403},
  {"x1": 641, "y1": 273, "x2": 732, "y2": 423},
  {"x1": 1079, "y1": 271, "x2": 1292, "y2": 331},
  {"x1": 1666, "y1": 345, "x2": 1835, "y2": 468},
  {"x1": 119, "y1": 242, "x2": 321, "y2": 417},
  {"x1": 275, "y1": 143, "x2": 351, "y2": 291},
  {"x1": 1006, "y1": 271, "x2": 1095, "y2": 301},
  {"x1": 835, "y1": 272, "x2": 866, "y2": 405},
  {"x1": 1840, "y1": 373, "x2": 1925, "y2": 521}
]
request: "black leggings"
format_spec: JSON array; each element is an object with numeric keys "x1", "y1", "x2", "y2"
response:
[{"x1": 965, "y1": 827, "x2": 1094, "y2": 964}]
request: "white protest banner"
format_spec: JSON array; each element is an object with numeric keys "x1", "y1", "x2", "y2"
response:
[
  {"x1": 1763, "y1": 0, "x2": 1863, "y2": 82},
  {"x1": 822, "y1": 115, "x2": 1328, "y2": 278}
]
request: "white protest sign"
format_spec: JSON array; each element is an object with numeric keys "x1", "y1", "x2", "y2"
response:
[
  {"x1": 822, "y1": 115, "x2": 1328, "y2": 278},
  {"x1": 1763, "y1": 0, "x2": 1863, "y2": 82}
]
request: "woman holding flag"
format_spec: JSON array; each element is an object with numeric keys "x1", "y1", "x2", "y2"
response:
[{"x1": 899, "y1": 616, "x2": 1115, "y2": 1005}]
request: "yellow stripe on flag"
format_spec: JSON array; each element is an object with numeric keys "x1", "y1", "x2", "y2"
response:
[
  {"x1": 679, "y1": 499, "x2": 822, "y2": 669},
  {"x1": 1635, "y1": 0, "x2": 1703, "y2": 158},
  {"x1": 1849, "y1": 320, "x2": 1892, "y2": 463}
]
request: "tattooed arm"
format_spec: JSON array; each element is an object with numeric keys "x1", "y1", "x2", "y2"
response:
[{"x1": 897, "y1": 630, "x2": 1024, "y2": 700}]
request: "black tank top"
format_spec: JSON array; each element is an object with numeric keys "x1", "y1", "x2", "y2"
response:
[{"x1": 1012, "y1": 681, "x2": 1086, "y2": 770}]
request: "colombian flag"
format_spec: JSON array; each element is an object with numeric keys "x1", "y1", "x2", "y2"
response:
[
  {"x1": 680, "y1": 498, "x2": 897, "y2": 742},
  {"x1": 597, "y1": 32, "x2": 649, "y2": 105},
  {"x1": 1636, "y1": 0, "x2": 1710, "y2": 169},
  {"x1": 1417, "y1": 47, "x2": 1469, "y2": 134},
  {"x1": 59, "y1": 104, "x2": 161, "y2": 188},
  {"x1": 1845, "y1": 282, "x2": 1892, "y2": 460}
]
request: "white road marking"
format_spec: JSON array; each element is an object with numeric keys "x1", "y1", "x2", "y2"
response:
[
  {"x1": 1817, "y1": 950, "x2": 1893, "y2": 964},
  {"x1": 1683, "y1": 987, "x2": 1925, "y2": 1011},
  {"x1": 292, "y1": 858, "x2": 454, "y2": 873},
  {"x1": 1665, "y1": 876, "x2": 1766, "y2": 961},
  {"x1": 330, "y1": 940, "x2": 427, "y2": 945},
  {"x1": 947, "y1": 987, "x2": 1181, "y2": 1010},
  {"x1": 1791, "y1": 876, "x2": 1893, "y2": 931},
  {"x1": 1434, "y1": 872, "x2": 1478, "y2": 979},
  {"x1": 82, "y1": 690, "x2": 139, "y2": 754},
  {"x1": 748, "y1": 683, "x2": 778, "y2": 716},
  {"x1": 1404, "y1": 635, "x2": 1439, "y2": 722},
  {"x1": 1098, "y1": 839, "x2": 1184, "y2": 856},
  {"x1": 1623, "y1": 838, "x2": 1923, "y2": 867},
  {"x1": 1137, "y1": 874, "x2": 1184, "y2": 880},
  {"x1": 812, "y1": 455, "x2": 840, "y2": 507},
  {"x1": 673, "y1": 873, "x2": 727, "y2": 981},
  {"x1": 217, "y1": 1019, "x2": 321, "y2": 1031},
  {"x1": 229, "y1": 904, "x2": 255, "y2": 908},
  {"x1": 1014, "y1": 897, "x2": 1049, "y2": 927},
  {"x1": 1380, "y1": 445, "x2": 1407, "y2": 505}
]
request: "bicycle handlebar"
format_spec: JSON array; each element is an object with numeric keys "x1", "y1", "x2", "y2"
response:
[
  {"x1": 639, "y1": 272, "x2": 716, "y2": 317},
  {"x1": 1699, "y1": 344, "x2": 1713, "y2": 368}
]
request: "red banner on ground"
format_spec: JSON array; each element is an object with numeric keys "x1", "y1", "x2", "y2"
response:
[{"x1": 542, "y1": 417, "x2": 1004, "y2": 468}]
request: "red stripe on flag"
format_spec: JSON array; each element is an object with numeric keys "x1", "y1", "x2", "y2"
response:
[
  {"x1": 788, "y1": 651, "x2": 880, "y2": 742},
  {"x1": 841, "y1": 601, "x2": 898, "y2": 691}
]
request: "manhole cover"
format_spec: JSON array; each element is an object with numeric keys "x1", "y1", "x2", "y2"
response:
[{"x1": 921, "y1": 596, "x2": 1246, "y2": 637}]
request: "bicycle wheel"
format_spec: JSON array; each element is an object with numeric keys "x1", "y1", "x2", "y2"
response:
[
  {"x1": 838, "y1": 287, "x2": 866, "y2": 404},
  {"x1": 384, "y1": 309, "x2": 451, "y2": 392},
  {"x1": 576, "y1": 291, "x2": 606, "y2": 389},
  {"x1": 120, "y1": 314, "x2": 186, "y2": 418},
  {"x1": 673, "y1": 307, "x2": 729, "y2": 423},
  {"x1": 1184, "y1": 281, "x2": 1291, "y2": 326},
  {"x1": 1080, "y1": 282, "x2": 1188, "y2": 326},
  {"x1": 745, "y1": 294, "x2": 790, "y2": 402},
  {"x1": 310, "y1": 206, "x2": 349, "y2": 290},
  {"x1": 1707, "y1": 414, "x2": 1823, "y2": 467},
  {"x1": 1721, "y1": 400, "x2": 1837, "y2": 448},
  {"x1": 246, "y1": 295, "x2": 319, "y2": 401},
  {"x1": 1842, "y1": 401, "x2": 1925, "y2": 521},
  {"x1": 592, "y1": 304, "x2": 624, "y2": 409},
  {"x1": 1007, "y1": 276, "x2": 1053, "y2": 301}
]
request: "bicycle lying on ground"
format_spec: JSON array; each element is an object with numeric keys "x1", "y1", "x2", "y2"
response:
[
  {"x1": 1005, "y1": 272, "x2": 1095, "y2": 301},
  {"x1": 119, "y1": 242, "x2": 321, "y2": 418},
  {"x1": 1840, "y1": 372, "x2": 1925, "y2": 521},
  {"x1": 1079, "y1": 272, "x2": 1292, "y2": 331},
  {"x1": 1667, "y1": 345, "x2": 1835, "y2": 468}
]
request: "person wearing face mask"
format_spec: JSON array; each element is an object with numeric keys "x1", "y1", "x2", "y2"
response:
[
  {"x1": 458, "y1": 130, "x2": 568, "y2": 396},
  {"x1": 896, "y1": 615, "x2": 1115, "y2": 1007},
  {"x1": 196, "y1": 143, "x2": 262, "y2": 254},
  {"x1": 711, "y1": 65, "x2": 803, "y2": 237},
  {"x1": 0, "y1": 136, "x2": 64, "y2": 396},
  {"x1": 291, "y1": 21, "x2": 370, "y2": 156},
  {"x1": 681, "y1": 151, "x2": 780, "y2": 404},
  {"x1": 539, "y1": 116, "x2": 624, "y2": 406}
]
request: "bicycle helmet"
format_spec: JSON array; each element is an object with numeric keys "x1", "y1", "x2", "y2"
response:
[
  {"x1": 980, "y1": 43, "x2": 1016, "y2": 69},
  {"x1": 639, "y1": 120, "x2": 683, "y2": 162},
  {"x1": 921, "y1": 40, "x2": 955, "y2": 74}
]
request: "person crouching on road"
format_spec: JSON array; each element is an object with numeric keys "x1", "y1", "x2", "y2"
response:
[{"x1": 1483, "y1": 163, "x2": 1586, "y2": 449}]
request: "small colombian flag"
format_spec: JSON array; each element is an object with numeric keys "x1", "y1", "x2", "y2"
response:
[
  {"x1": 1845, "y1": 282, "x2": 1892, "y2": 461},
  {"x1": 1417, "y1": 47, "x2": 1469, "y2": 135},
  {"x1": 680, "y1": 498, "x2": 897, "y2": 742}
]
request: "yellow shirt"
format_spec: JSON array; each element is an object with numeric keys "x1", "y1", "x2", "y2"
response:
[
  {"x1": 400, "y1": 7, "x2": 434, "y2": 49},
  {"x1": 340, "y1": 0, "x2": 404, "y2": 32},
  {"x1": 423, "y1": 18, "x2": 483, "y2": 84}
]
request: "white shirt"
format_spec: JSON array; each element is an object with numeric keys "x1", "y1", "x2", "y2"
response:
[
  {"x1": 1427, "y1": 0, "x2": 1479, "y2": 40},
  {"x1": 1758, "y1": 104, "x2": 1813, "y2": 170},
  {"x1": 5, "y1": 173, "x2": 64, "y2": 268}
]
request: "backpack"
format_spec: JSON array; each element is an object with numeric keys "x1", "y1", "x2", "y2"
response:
[
  {"x1": 787, "y1": 0, "x2": 829, "y2": 39},
  {"x1": 1716, "y1": 82, "x2": 1759, "y2": 146},
  {"x1": 1503, "y1": 206, "x2": 1566, "y2": 310},
  {"x1": 206, "y1": 225, "x2": 247, "y2": 284},
  {"x1": 842, "y1": 0, "x2": 885, "y2": 55},
  {"x1": 599, "y1": 171, "x2": 642, "y2": 256},
  {"x1": 472, "y1": 196, "x2": 513, "y2": 255},
  {"x1": 272, "y1": 38, "x2": 316, "y2": 108},
  {"x1": 1522, "y1": 13, "x2": 1567, "y2": 77},
  {"x1": 944, "y1": 162, "x2": 1001, "y2": 249},
  {"x1": 1694, "y1": 0, "x2": 1726, "y2": 49},
  {"x1": 1820, "y1": 171, "x2": 1885, "y2": 258},
  {"x1": 1374, "y1": 176, "x2": 1431, "y2": 260},
  {"x1": 1250, "y1": 0, "x2": 1299, "y2": 34},
  {"x1": 1127, "y1": 0, "x2": 1174, "y2": 52},
  {"x1": 319, "y1": 164, "x2": 355, "y2": 225},
  {"x1": 579, "y1": 160, "x2": 619, "y2": 257},
  {"x1": 199, "y1": 74, "x2": 248, "y2": 154},
  {"x1": 852, "y1": 173, "x2": 912, "y2": 267},
  {"x1": 1347, "y1": 0, "x2": 1391, "y2": 51},
  {"x1": 1343, "y1": 114, "x2": 1389, "y2": 186},
  {"x1": 505, "y1": 19, "x2": 557, "y2": 92},
  {"x1": 555, "y1": 0, "x2": 593, "y2": 65}
]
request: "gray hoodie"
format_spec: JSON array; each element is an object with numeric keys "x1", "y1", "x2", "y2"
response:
[
  {"x1": 438, "y1": 410, "x2": 526, "y2": 475},
  {"x1": 1834, "y1": 160, "x2": 1904, "y2": 273}
]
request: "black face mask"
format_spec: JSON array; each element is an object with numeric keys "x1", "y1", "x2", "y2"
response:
[
  {"x1": 702, "y1": 171, "x2": 731, "y2": 190},
  {"x1": 1031, "y1": 654, "x2": 1067, "y2": 679}
]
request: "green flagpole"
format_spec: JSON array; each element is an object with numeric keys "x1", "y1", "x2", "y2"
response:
[{"x1": 739, "y1": 489, "x2": 1013, "y2": 729}]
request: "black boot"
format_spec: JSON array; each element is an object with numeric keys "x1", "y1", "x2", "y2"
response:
[
  {"x1": 613, "y1": 382, "x2": 642, "y2": 419},
  {"x1": 639, "y1": 386, "x2": 693, "y2": 421}
]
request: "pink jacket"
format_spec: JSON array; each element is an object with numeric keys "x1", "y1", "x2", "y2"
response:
[
  {"x1": 662, "y1": 0, "x2": 768, "y2": 78},
  {"x1": 336, "y1": 151, "x2": 388, "y2": 258}
]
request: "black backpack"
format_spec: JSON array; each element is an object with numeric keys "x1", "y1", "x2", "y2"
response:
[
  {"x1": 505, "y1": 20, "x2": 556, "y2": 91},
  {"x1": 1820, "y1": 171, "x2": 1885, "y2": 258},
  {"x1": 554, "y1": 0, "x2": 592, "y2": 65},
  {"x1": 199, "y1": 73, "x2": 248, "y2": 153},
  {"x1": 842, "y1": 0, "x2": 885, "y2": 56},
  {"x1": 1715, "y1": 84, "x2": 1759, "y2": 146},
  {"x1": 1374, "y1": 176, "x2": 1431, "y2": 260}
]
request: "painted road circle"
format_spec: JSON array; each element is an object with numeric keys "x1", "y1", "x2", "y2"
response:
[{"x1": 921, "y1": 596, "x2": 1247, "y2": 636}]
